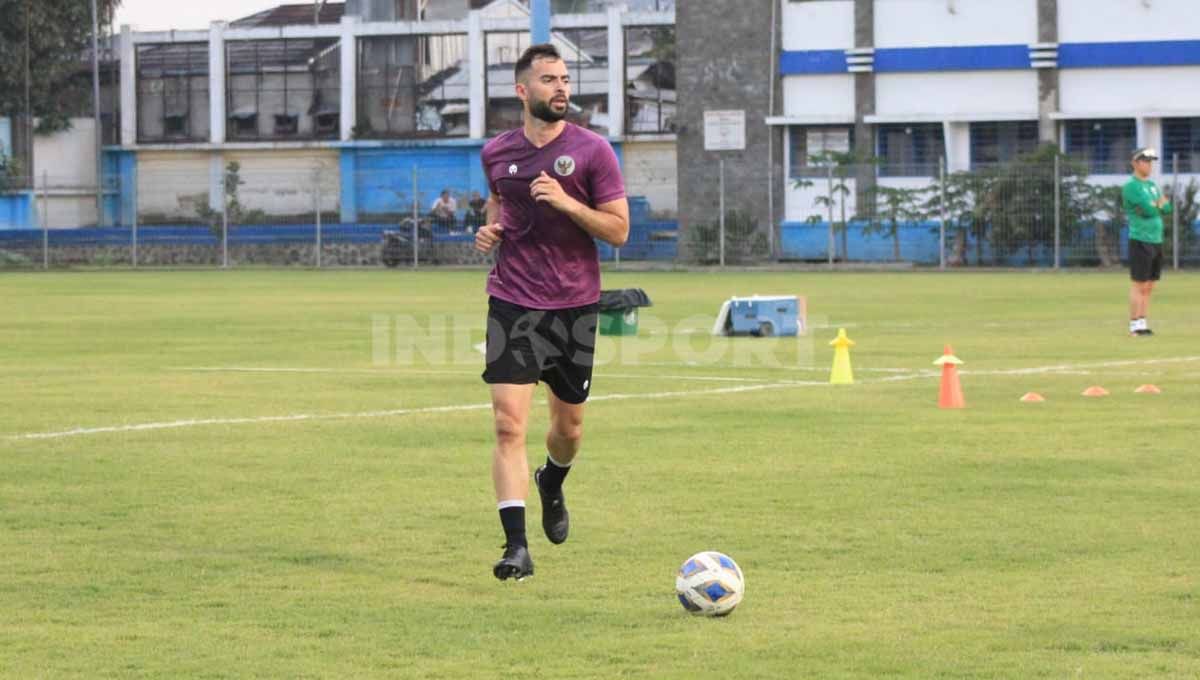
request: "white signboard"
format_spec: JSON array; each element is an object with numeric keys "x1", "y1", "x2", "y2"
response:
[
  {"x1": 704, "y1": 110, "x2": 746, "y2": 151},
  {"x1": 807, "y1": 128, "x2": 851, "y2": 157}
]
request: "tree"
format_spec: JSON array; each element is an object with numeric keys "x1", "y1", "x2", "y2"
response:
[
  {"x1": 793, "y1": 150, "x2": 868, "y2": 262},
  {"x1": 0, "y1": 150, "x2": 23, "y2": 193},
  {"x1": 0, "y1": 0, "x2": 122, "y2": 176},
  {"x1": 976, "y1": 145, "x2": 1091, "y2": 266},
  {"x1": 923, "y1": 169, "x2": 994, "y2": 266},
  {"x1": 864, "y1": 184, "x2": 927, "y2": 262}
]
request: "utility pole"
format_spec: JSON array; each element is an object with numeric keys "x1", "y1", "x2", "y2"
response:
[{"x1": 91, "y1": 0, "x2": 104, "y2": 224}]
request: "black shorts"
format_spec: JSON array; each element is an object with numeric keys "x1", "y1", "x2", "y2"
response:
[
  {"x1": 1130, "y1": 239, "x2": 1163, "y2": 282},
  {"x1": 482, "y1": 296, "x2": 599, "y2": 404}
]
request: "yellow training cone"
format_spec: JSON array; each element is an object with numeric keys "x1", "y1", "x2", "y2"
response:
[{"x1": 829, "y1": 328, "x2": 855, "y2": 384}]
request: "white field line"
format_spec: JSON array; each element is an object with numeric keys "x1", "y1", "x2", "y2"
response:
[
  {"x1": 876, "y1": 355, "x2": 1200, "y2": 383},
  {"x1": 618, "y1": 360, "x2": 916, "y2": 373},
  {"x1": 171, "y1": 366, "x2": 777, "y2": 383},
  {"x1": 6, "y1": 382, "x2": 823, "y2": 442},
  {"x1": 11, "y1": 356, "x2": 1199, "y2": 442}
]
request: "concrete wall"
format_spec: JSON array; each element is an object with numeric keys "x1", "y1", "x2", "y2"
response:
[
  {"x1": 136, "y1": 149, "x2": 341, "y2": 221},
  {"x1": 622, "y1": 139, "x2": 677, "y2": 217},
  {"x1": 782, "y1": 0, "x2": 854, "y2": 50},
  {"x1": 224, "y1": 150, "x2": 340, "y2": 216},
  {"x1": 33, "y1": 119, "x2": 99, "y2": 188},
  {"x1": 783, "y1": 75, "x2": 856, "y2": 121},
  {"x1": 1058, "y1": 0, "x2": 1199, "y2": 42},
  {"x1": 31, "y1": 118, "x2": 102, "y2": 228},
  {"x1": 875, "y1": 71, "x2": 1039, "y2": 119},
  {"x1": 137, "y1": 151, "x2": 212, "y2": 221},
  {"x1": 1059, "y1": 66, "x2": 1200, "y2": 116},
  {"x1": 874, "y1": 0, "x2": 1037, "y2": 47},
  {"x1": 676, "y1": 0, "x2": 781, "y2": 258}
]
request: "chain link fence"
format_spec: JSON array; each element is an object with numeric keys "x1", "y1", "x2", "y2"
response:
[
  {"x1": 775, "y1": 152, "x2": 1199, "y2": 268},
  {"x1": 2, "y1": 152, "x2": 1196, "y2": 270}
]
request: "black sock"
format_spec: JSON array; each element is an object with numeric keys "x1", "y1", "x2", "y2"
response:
[
  {"x1": 499, "y1": 505, "x2": 526, "y2": 548},
  {"x1": 540, "y1": 455, "x2": 571, "y2": 494}
]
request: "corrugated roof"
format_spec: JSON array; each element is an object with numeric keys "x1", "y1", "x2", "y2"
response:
[{"x1": 232, "y1": 3, "x2": 346, "y2": 28}]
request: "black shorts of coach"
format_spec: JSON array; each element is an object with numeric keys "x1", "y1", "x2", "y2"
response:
[
  {"x1": 482, "y1": 296, "x2": 599, "y2": 404},
  {"x1": 1129, "y1": 239, "x2": 1163, "y2": 282}
]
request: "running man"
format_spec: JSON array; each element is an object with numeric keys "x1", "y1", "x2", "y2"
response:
[
  {"x1": 1122, "y1": 147, "x2": 1172, "y2": 336},
  {"x1": 474, "y1": 44, "x2": 629, "y2": 581}
]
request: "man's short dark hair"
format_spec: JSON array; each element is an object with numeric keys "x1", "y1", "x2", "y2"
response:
[{"x1": 515, "y1": 44, "x2": 562, "y2": 82}]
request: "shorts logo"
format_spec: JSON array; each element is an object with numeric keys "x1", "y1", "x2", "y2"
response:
[
  {"x1": 554, "y1": 156, "x2": 576, "y2": 177},
  {"x1": 508, "y1": 163, "x2": 518, "y2": 175}
]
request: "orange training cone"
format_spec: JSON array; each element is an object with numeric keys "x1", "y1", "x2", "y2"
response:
[
  {"x1": 1020, "y1": 392, "x2": 1045, "y2": 403},
  {"x1": 1135, "y1": 384, "x2": 1161, "y2": 394},
  {"x1": 1082, "y1": 386, "x2": 1109, "y2": 397},
  {"x1": 933, "y1": 345, "x2": 965, "y2": 409}
]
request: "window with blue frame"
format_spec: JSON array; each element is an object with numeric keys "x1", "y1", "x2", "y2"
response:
[
  {"x1": 789, "y1": 125, "x2": 855, "y2": 178},
  {"x1": 1162, "y1": 117, "x2": 1200, "y2": 173},
  {"x1": 876, "y1": 123, "x2": 945, "y2": 177},
  {"x1": 970, "y1": 121, "x2": 1040, "y2": 169},
  {"x1": 1063, "y1": 119, "x2": 1136, "y2": 175}
]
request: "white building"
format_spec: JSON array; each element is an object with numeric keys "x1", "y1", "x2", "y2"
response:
[{"x1": 774, "y1": 0, "x2": 1200, "y2": 225}]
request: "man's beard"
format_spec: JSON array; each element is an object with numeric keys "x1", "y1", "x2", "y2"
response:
[{"x1": 530, "y1": 98, "x2": 568, "y2": 123}]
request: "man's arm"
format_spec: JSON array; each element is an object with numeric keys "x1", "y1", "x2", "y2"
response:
[
  {"x1": 475, "y1": 194, "x2": 505, "y2": 253},
  {"x1": 1123, "y1": 181, "x2": 1156, "y2": 218},
  {"x1": 530, "y1": 171, "x2": 629, "y2": 247},
  {"x1": 1156, "y1": 186, "x2": 1173, "y2": 213}
]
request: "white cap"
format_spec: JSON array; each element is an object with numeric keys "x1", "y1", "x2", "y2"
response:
[{"x1": 1132, "y1": 147, "x2": 1159, "y2": 162}]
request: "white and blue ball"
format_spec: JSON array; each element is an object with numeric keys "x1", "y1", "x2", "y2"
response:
[{"x1": 675, "y1": 551, "x2": 745, "y2": 616}]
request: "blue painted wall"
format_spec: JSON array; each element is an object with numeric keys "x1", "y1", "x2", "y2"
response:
[
  {"x1": 874, "y1": 45, "x2": 1030, "y2": 72},
  {"x1": 102, "y1": 150, "x2": 136, "y2": 227},
  {"x1": 338, "y1": 139, "x2": 624, "y2": 224},
  {"x1": 0, "y1": 192, "x2": 35, "y2": 230},
  {"x1": 780, "y1": 221, "x2": 1200, "y2": 266},
  {"x1": 781, "y1": 40, "x2": 1200, "y2": 74},
  {"x1": 780, "y1": 50, "x2": 847, "y2": 75},
  {"x1": 339, "y1": 142, "x2": 487, "y2": 223}
]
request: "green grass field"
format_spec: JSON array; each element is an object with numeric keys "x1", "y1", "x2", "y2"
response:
[{"x1": 2, "y1": 269, "x2": 1198, "y2": 679}]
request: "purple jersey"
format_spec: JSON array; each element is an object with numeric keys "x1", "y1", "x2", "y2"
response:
[{"x1": 481, "y1": 123, "x2": 626, "y2": 310}]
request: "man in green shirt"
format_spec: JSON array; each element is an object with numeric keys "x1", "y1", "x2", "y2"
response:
[{"x1": 1122, "y1": 147, "x2": 1172, "y2": 336}]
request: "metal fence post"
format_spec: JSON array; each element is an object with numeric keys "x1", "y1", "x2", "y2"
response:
[
  {"x1": 412, "y1": 167, "x2": 419, "y2": 268},
  {"x1": 41, "y1": 171, "x2": 49, "y2": 270},
  {"x1": 938, "y1": 157, "x2": 947, "y2": 270},
  {"x1": 221, "y1": 195, "x2": 229, "y2": 269},
  {"x1": 1173, "y1": 153, "x2": 1180, "y2": 271},
  {"x1": 314, "y1": 170, "x2": 322, "y2": 269},
  {"x1": 131, "y1": 163, "x2": 138, "y2": 268},
  {"x1": 718, "y1": 158, "x2": 726, "y2": 268},
  {"x1": 1053, "y1": 154, "x2": 1061, "y2": 270},
  {"x1": 826, "y1": 163, "x2": 834, "y2": 268}
]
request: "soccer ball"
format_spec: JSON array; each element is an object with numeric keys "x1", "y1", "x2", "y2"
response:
[{"x1": 675, "y1": 551, "x2": 745, "y2": 616}]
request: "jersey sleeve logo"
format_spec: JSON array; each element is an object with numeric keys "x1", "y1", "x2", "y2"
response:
[
  {"x1": 554, "y1": 156, "x2": 576, "y2": 177},
  {"x1": 508, "y1": 163, "x2": 518, "y2": 176}
]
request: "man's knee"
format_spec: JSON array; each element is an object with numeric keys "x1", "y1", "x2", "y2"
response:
[
  {"x1": 493, "y1": 409, "x2": 528, "y2": 445},
  {"x1": 550, "y1": 412, "x2": 584, "y2": 446}
]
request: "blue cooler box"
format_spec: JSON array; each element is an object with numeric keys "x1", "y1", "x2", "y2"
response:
[{"x1": 713, "y1": 295, "x2": 800, "y2": 337}]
